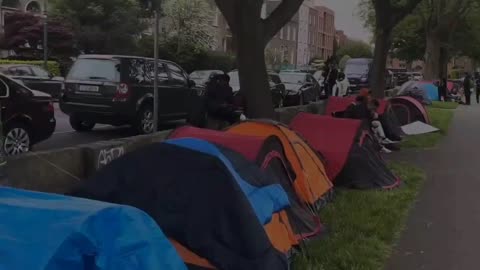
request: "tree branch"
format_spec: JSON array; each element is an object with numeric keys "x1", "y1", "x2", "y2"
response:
[
  {"x1": 390, "y1": 0, "x2": 424, "y2": 27},
  {"x1": 263, "y1": 0, "x2": 304, "y2": 43}
]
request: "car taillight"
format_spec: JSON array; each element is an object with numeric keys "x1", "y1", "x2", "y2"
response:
[
  {"x1": 43, "y1": 102, "x2": 54, "y2": 113},
  {"x1": 113, "y1": 83, "x2": 130, "y2": 102}
]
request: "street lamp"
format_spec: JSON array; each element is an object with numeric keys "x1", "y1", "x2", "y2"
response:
[
  {"x1": 43, "y1": 0, "x2": 48, "y2": 70},
  {"x1": 153, "y1": 8, "x2": 159, "y2": 133},
  {"x1": 148, "y1": 0, "x2": 160, "y2": 133}
]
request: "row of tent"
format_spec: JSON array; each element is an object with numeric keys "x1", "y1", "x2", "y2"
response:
[{"x1": 0, "y1": 95, "x2": 432, "y2": 270}]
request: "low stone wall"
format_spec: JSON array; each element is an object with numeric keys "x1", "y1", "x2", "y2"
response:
[
  {"x1": 4, "y1": 131, "x2": 171, "y2": 194},
  {"x1": 4, "y1": 101, "x2": 326, "y2": 194}
]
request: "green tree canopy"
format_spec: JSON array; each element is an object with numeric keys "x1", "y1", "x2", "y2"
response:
[
  {"x1": 51, "y1": 0, "x2": 146, "y2": 54},
  {"x1": 336, "y1": 39, "x2": 373, "y2": 59}
]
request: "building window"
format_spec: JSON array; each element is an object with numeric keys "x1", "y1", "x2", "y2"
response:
[
  {"x1": 287, "y1": 25, "x2": 291, "y2": 40},
  {"x1": 279, "y1": 28, "x2": 284, "y2": 39},
  {"x1": 293, "y1": 28, "x2": 296, "y2": 41},
  {"x1": 212, "y1": 8, "x2": 220, "y2": 27}
]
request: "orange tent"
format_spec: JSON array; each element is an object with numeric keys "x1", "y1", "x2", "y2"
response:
[{"x1": 227, "y1": 120, "x2": 333, "y2": 210}]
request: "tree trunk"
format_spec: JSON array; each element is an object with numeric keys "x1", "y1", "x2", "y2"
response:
[
  {"x1": 371, "y1": 28, "x2": 392, "y2": 98},
  {"x1": 439, "y1": 46, "x2": 449, "y2": 79},
  {"x1": 424, "y1": 32, "x2": 441, "y2": 80},
  {"x1": 236, "y1": 34, "x2": 274, "y2": 119}
]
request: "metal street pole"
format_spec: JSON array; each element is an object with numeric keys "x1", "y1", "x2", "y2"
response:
[
  {"x1": 43, "y1": 0, "x2": 48, "y2": 70},
  {"x1": 153, "y1": 9, "x2": 159, "y2": 132}
]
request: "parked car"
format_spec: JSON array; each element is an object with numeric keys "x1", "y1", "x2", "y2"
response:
[
  {"x1": 279, "y1": 71, "x2": 320, "y2": 106},
  {"x1": 410, "y1": 72, "x2": 423, "y2": 81},
  {"x1": 345, "y1": 58, "x2": 397, "y2": 92},
  {"x1": 0, "y1": 64, "x2": 64, "y2": 98},
  {"x1": 189, "y1": 70, "x2": 224, "y2": 95},
  {"x1": 227, "y1": 70, "x2": 285, "y2": 108},
  {"x1": 0, "y1": 74, "x2": 56, "y2": 155},
  {"x1": 395, "y1": 72, "x2": 410, "y2": 85},
  {"x1": 60, "y1": 55, "x2": 196, "y2": 135}
]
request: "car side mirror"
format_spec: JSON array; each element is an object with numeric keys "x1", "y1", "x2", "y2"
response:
[{"x1": 188, "y1": 79, "x2": 196, "y2": 88}]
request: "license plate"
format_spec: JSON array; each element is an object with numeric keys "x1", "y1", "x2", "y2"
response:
[
  {"x1": 79, "y1": 85, "x2": 99, "y2": 92},
  {"x1": 350, "y1": 85, "x2": 357, "y2": 88}
]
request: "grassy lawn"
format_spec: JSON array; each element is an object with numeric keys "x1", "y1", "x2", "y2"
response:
[
  {"x1": 294, "y1": 163, "x2": 425, "y2": 270},
  {"x1": 430, "y1": 101, "x2": 459, "y2": 110},
  {"x1": 400, "y1": 107, "x2": 454, "y2": 149}
]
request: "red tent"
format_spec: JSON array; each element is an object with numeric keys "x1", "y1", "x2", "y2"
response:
[
  {"x1": 290, "y1": 113, "x2": 400, "y2": 190},
  {"x1": 325, "y1": 96, "x2": 404, "y2": 141},
  {"x1": 325, "y1": 96, "x2": 388, "y2": 116},
  {"x1": 169, "y1": 126, "x2": 264, "y2": 162},
  {"x1": 390, "y1": 96, "x2": 430, "y2": 125}
]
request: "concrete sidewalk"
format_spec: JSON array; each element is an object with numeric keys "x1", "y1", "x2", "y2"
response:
[{"x1": 386, "y1": 104, "x2": 480, "y2": 270}]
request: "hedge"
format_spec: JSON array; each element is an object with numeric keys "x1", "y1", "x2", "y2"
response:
[{"x1": 0, "y1": 60, "x2": 61, "y2": 76}]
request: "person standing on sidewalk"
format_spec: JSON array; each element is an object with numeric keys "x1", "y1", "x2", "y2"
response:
[
  {"x1": 464, "y1": 73, "x2": 472, "y2": 105},
  {"x1": 475, "y1": 73, "x2": 480, "y2": 104}
]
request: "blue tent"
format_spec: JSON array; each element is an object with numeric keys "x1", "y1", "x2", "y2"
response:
[
  {"x1": 0, "y1": 187, "x2": 187, "y2": 270},
  {"x1": 166, "y1": 138, "x2": 290, "y2": 225},
  {"x1": 418, "y1": 82, "x2": 440, "y2": 101}
]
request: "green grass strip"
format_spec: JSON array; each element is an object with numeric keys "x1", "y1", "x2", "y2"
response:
[
  {"x1": 430, "y1": 101, "x2": 459, "y2": 110},
  {"x1": 294, "y1": 163, "x2": 425, "y2": 270}
]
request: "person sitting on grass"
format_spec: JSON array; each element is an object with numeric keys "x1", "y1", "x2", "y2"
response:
[{"x1": 344, "y1": 96, "x2": 396, "y2": 153}]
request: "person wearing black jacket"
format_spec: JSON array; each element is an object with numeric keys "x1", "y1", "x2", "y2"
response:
[
  {"x1": 475, "y1": 73, "x2": 480, "y2": 104},
  {"x1": 464, "y1": 73, "x2": 472, "y2": 105},
  {"x1": 205, "y1": 74, "x2": 243, "y2": 125}
]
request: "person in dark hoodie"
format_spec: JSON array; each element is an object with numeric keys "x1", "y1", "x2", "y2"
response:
[
  {"x1": 464, "y1": 73, "x2": 472, "y2": 105},
  {"x1": 205, "y1": 74, "x2": 245, "y2": 126},
  {"x1": 475, "y1": 72, "x2": 480, "y2": 104}
]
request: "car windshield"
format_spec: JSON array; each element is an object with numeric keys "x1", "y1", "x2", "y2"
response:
[
  {"x1": 345, "y1": 64, "x2": 369, "y2": 75},
  {"x1": 279, "y1": 73, "x2": 305, "y2": 84},
  {"x1": 67, "y1": 59, "x2": 120, "y2": 82},
  {"x1": 228, "y1": 71, "x2": 240, "y2": 87}
]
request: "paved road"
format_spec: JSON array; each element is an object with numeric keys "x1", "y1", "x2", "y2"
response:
[
  {"x1": 386, "y1": 104, "x2": 480, "y2": 270},
  {"x1": 35, "y1": 104, "x2": 181, "y2": 152}
]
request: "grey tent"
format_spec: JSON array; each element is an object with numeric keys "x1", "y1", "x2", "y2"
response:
[{"x1": 397, "y1": 81, "x2": 432, "y2": 105}]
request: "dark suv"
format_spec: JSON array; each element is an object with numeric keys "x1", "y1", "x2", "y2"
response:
[
  {"x1": 60, "y1": 55, "x2": 196, "y2": 134},
  {"x1": 0, "y1": 74, "x2": 56, "y2": 155}
]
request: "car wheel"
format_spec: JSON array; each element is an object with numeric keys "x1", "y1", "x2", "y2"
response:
[
  {"x1": 3, "y1": 123, "x2": 31, "y2": 156},
  {"x1": 69, "y1": 115, "x2": 95, "y2": 132},
  {"x1": 136, "y1": 105, "x2": 155, "y2": 135}
]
